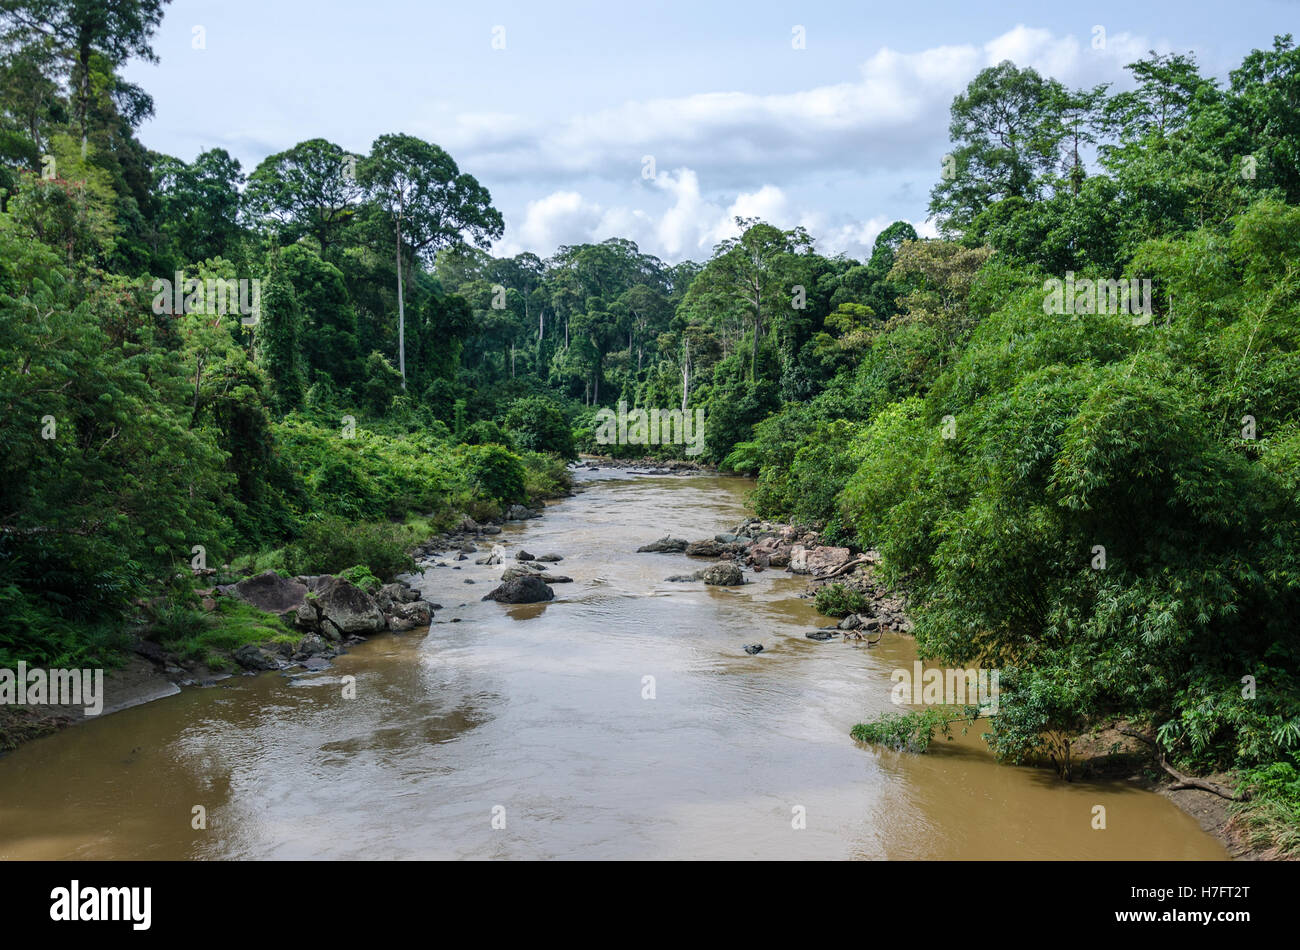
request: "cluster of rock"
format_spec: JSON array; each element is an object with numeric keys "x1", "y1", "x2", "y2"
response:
[
  {"x1": 577, "y1": 457, "x2": 708, "y2": 474},
  {"x1": 818, "y1": 571, "x2": 913, "y2": 636},
  {"x1": 211, "y1": 570, "x2": 439, "y2": 670},
  {"x1": 480, "y1": 547, "x2": 572, "y2": 603},
  {"x1": 410, "y1": 510, "x2": 546, "y2": 564},
  {"x1": 637, "y1": 517, "x2": 913, "y2": 635}
]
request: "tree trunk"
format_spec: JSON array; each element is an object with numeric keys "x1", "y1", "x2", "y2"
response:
[
  {"x1": 395, "y1": 216, "x2": 406, "y2": 389},
  {"x1": 681, "y1": 338, "x2": 691, "y2": 412},
  {"x1": 77, "y1": 29, "x2": 91, "y2": 157},
  {"x1": 1118, "y1": 728, "x2": 1247, "y2": 801}
]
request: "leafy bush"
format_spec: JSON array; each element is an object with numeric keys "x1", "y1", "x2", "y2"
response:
[
  {"x1": 456, "y1": 443, "x2": 527, "y2": 506},
  {"x1": 283, "y1": 517, "x2": 416, "y2": 580},
  {"x1": 813, "y1": 582, "x2": 870, "y2": 618},
  {"x1": 851, "y1": 708, "x2": 970, "y2": 752},
  {"x1": 338, "y1": 564, "x2": 382, "y2": 592},
  {"x1": 520, "y1": 450, "x2": 573, "y2": 501},
  {"x1": 504, "y1": 396, "x2": 575, "y2": 459}
]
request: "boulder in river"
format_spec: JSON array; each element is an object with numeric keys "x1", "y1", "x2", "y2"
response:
[
  {"x1": 638, "y1": 536, "x2": 688, "y2": 553},
  {"x1": 232, "y1": 644, "x2": 281, "y2": 671},
  {"x1": 501, "y1": 565, "x2": 548, "y2": 581},
  {"x1": 515, "y1": 550, "x2": 536, "y2": 561},
  {"x1": 805, "y1": 630, "x2": 838, "y2": 642},
  {"x1": 295, "y1": 634, "x2": 331, "y2": 658},
  {"x1": 685, "y1": 539, "x2": 723, "y2": 557},
  {"x1": 482, "y1": 574, "x2": 555, "y2": 604},
  {"x1": 699, "y1": 562, "x2": 745, "y2": 586},
  {"x1": 312, "y1": 576, "x2": 386, "y2": 635},
  {"x1": 743, "y1": 643, "x2": 764, "y2": 655},
  {"x1": 374, "y1": 582, "x2": 419, "y2": 612},
  {"x1": 536, "y1": 553, "x2": 563, "y2": 562}
]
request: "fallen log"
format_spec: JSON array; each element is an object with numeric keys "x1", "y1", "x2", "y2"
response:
[
  {"x1": 1117, "y1": 728, "x2": 1246, "y2": 801},
  {"x1": 815, "y1": 555, "x2": 871, "y2": 580}
]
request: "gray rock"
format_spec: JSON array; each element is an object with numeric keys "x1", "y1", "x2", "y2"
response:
[
  {"x1": 685, "y1": 539, "x2": 723, "y2": 557},
  {"x1": 515, "y1": 550, "x2": 536, "y2": 561},
  {"x1": 838, "y1": 614, "x2": 863, "y2": 631},
  {"x1": 296, "y1": 634, "x2": 329, "y2": 657},
  {"x1": 743, "y1": 643, "x2": 764, "y2": 655},
  {"x1": 788, "y1": 545, "x2": 852, "y2": 576},
  {"x1": 699, "y1": 562, "x2": 745, "y2": 586},
  {"x1": 536, "y1": 554, "x2": 563, "y2": 562},
  {"x1": 391, "y1": 600, "x2": 434, "y2": 627},
  {"x1": 805, "y1": 631, "x2": 838, "y2": 642},
  {"x1": 232, "y1": 644, "x2": 281, "y2": 671},
  {"x1": 536, "y1": 573, "x2": 573, "y2": 584},
  {"x1": 313, "y1": 576, "x2": 386, "y2": 635},
  {"x1": 637, "y1": 536, "x2": 689, "y2": 553},
  {"x1": 482, "y1": 574, "x2": 555, "y2": 604},
  {"x1": 225, "y1": 570, "x2": 308, "y2": 616}
]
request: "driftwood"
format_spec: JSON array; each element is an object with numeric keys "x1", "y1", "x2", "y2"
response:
[
  {"x1": 815, "y1": 555, "x2": 871, "y2": 580},
  {"x1": 1118, "y1": 728, "x2": 1246, "y2": 801}
]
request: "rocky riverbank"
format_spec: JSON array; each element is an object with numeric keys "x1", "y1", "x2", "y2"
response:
[
  {"x1": 575, "y1": 454, "x2": 715, "y2": 475},
  {"x1": 637, "y1": 516, "x2": 915, "y2": 636},
  {"x1": 0, "y1": 568, "x2": 439, "y2": 753}
]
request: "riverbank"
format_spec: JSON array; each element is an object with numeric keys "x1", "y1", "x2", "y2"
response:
[
  {"x1": 0, "y1": 466, "x2": 1236, "y2": 860},
  {"x1": 637, "y1": 510, "x2": 1277, "y2": 860}
]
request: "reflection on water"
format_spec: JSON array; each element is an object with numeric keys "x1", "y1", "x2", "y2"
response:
[{"x1": 0, "y1": 470, "x2": 1225, "y2": 859}]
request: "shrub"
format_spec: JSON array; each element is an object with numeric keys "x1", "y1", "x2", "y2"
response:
[
  {"x1": 520, "y1": 450, "x2": 573, "y2": 501},
  {"x1": 283, "y1": 517, "x2": 416, "y2": 580},
  {"x1": 456, "y1": 443, "x2": 527, "y2": 506},
  {"x1": 504, "y1": 396, "x2": 575, "y2": 459},
  {"x1": 814, "y1": 582, "x2": 869, "y2": 618}
]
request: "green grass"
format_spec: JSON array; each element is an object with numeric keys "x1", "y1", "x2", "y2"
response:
[{"x1": 149, "y1": 597, "x2": 299, "y2": 668}]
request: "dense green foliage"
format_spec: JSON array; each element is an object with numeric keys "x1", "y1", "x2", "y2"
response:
[{"x1": 2, "y1": 2, "x2": 1297, "y2": 848}]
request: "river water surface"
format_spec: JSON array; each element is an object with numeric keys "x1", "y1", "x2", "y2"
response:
[{"x1": 0, "y1": 469, "x2": 1225, "y2": 859}]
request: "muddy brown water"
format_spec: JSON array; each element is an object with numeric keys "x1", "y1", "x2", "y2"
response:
[{"x1": 0, "y1": 470, "x2": 1225, "y2": 859}]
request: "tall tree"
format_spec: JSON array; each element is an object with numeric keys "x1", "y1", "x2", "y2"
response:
[
  {"x1": 244, "y1": 138, "x2": 364, "y2": 260},
  {"x1": 929, "y1": 61, "x2": 1068, "y2": 235},
  {"x1": 0, "y1": 0, "x2": 169, "y2": 151},
  {"x1": 359, "y1": 133, "x2": 502, "y2": 389}
]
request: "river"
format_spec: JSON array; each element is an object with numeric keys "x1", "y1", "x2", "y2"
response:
[{"x1": 0, "y1": 468, "x2": 1225, "y2": 859}]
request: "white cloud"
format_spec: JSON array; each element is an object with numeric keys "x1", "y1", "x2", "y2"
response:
[
  {"x1": 443, "y1": 24, "x2": 1157, "y2": 190},
  {"x1": 496, "y1": 168, "x2": 935, "y2": 264},
  {"x1": 483, "y1": 25, "x2": 1164, "y2": 262}
]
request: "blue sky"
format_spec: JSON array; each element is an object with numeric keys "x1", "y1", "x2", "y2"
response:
[{"x1": 124, "y1": 0, "x2": 1300, "y2": 262}]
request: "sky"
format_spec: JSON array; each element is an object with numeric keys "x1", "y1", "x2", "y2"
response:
[{"x1": 122, "y1": 0, "x2": 1300, "y2": 264}]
